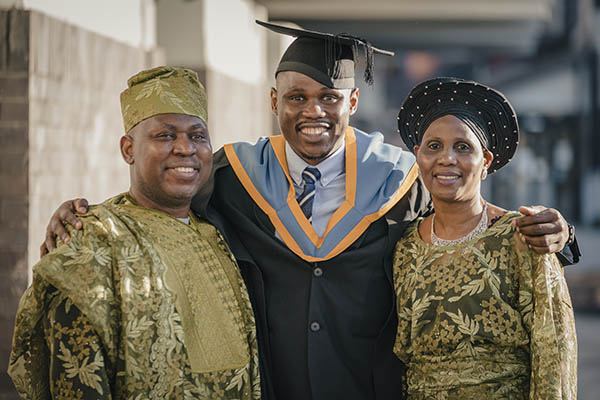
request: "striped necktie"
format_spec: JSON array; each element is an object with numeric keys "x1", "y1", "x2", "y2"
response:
[{"x1": 297, "y1": 166, "x2": 321, "y2": 222}]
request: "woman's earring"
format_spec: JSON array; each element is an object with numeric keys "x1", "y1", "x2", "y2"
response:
[{"x1": 481, "y1": 168, "x2": 488, "y2": 181}]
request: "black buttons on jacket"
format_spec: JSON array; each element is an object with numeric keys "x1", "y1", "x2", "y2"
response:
[
  {"x1": 310, "y1": 322, "x2": 321, "y2": 332},
  {"x1": 313, "y1": 267, "x2": 323, "y2": 277}
]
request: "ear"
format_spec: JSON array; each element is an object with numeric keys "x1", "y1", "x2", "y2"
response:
[
  {"x1": 483, "y1": 149, "x2": 494, "y2": 170},
  {"x1": 413, "y1": 144, "x2": 420, "y2": 156},
  {"x1": 348, "y1": 88, "x2": 359, "y2": 116},
  {"x1": 120, "y1": 135, "x2": 134, "y2": 165},
  {"x1": 270, "y1": 87, "x2": 278, "y2": 116}
]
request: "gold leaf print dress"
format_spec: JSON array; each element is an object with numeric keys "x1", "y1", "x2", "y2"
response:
[
  {"x1": 393, "y1": 212, "x2": 577, "y2": 399},
  {"x1": 9, "y1": 194, "x2": 261, "y2": 399}
]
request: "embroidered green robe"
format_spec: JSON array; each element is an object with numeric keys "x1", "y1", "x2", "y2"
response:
[
  {"x1": 9, "y1": 194, "x2": 260, "y2": 399},
  {"x1": 393, "y1": 212, "x2": 577, "y2": 399}
]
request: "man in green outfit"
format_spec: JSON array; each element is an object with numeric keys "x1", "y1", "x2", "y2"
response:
[{"x1": 8, "y1": 67, "x2": 260, "y2": 399}]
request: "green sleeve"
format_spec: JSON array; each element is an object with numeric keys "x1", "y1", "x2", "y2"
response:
[
  {"x1": 44, "y1": 294, "x2": 112, "y2": 399},
  {"x1": 517, "y1": 246, "x2": 577, "y2": 399}
]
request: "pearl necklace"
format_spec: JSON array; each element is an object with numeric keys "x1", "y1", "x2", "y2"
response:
[{"x1": 431, "y1": 202, "x2": 488, "y2": 246}]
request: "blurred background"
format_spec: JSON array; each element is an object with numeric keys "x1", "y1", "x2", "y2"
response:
[{"x1": 0, "y1": 0, "x2": 598, "y2": 398}]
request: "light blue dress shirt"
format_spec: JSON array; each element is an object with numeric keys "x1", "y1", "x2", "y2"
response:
[{"x1": 284, "y1": 140, "x2": 346, "y2": 237}]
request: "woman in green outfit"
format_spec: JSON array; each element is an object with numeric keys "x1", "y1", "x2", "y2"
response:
[{"x1": 393, "y1": 77, "x2": 577, "y2": 399}]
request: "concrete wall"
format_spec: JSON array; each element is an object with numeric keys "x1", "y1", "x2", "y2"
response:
[
  {"x1": 0, "y1": 0, "x2": 157, "y2": 48},
  {"x1": 0, "y1": 9, "x2": 164, "y2": 398},
  {"x1": 157, "y1": 0, "x2": 273, "y2": 148},
  {"x1": 27, "y1": 11, "x2": 164, "y2": 270}
]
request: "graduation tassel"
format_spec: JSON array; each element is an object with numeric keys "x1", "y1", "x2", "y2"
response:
[
  {"x1": 338, "y1": 34, "x2": 375, "y2": 86},
  {"x1": 326, "y1": 36, "x2": 344, "y2": 80}
]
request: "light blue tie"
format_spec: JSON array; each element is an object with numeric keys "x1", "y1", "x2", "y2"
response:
[{"x1": 297, "y1": 167, "x2": 321, "y2": 222}]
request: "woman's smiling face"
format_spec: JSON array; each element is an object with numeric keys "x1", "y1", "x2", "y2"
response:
[{"x1": 415, "y1": 115, "x2": 493, "y2": 203}]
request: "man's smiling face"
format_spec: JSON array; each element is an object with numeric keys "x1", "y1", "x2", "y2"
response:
[
  {"x1": 121, "y1": 113, "x2": 212, "y2": 216},
  {"x1": 271, "y1": 71, "x2": 359, "y2": 165}
]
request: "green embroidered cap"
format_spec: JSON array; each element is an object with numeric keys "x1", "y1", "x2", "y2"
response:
[{"x1": 120, "y1": 66, "x2": 208, "y2": 133}]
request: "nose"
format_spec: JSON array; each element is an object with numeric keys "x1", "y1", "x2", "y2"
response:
[
  {"x1": 437, "y1": 148, "x2": 457, "y2": 165},
  {"x1": 302, "y1": 99, "x2": 326, "y2": 118},
  {"x1": 172, "y1": 135, "x2": 196, "y2": 156}
]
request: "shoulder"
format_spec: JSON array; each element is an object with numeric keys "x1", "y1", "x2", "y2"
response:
[
  {"x1": 34, "y1": 200, "x2": 119, "y2": 281},
  {"x1": 222, "y1": 137, "x2": 273, "y2": 162},
  {"x1": 394, "y1": 219, "x2": 422, "y2": 253},
  {"x1": 354, "y1": 128, "x2": 416, "y2": 165},
  {"x1": 487, "y1": 210, "x2": 521, "y2": 234}
]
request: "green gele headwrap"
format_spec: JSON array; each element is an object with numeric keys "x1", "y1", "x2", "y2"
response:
[{"x1": 120, "y1": 66, "x2": 208, "y2": 133}]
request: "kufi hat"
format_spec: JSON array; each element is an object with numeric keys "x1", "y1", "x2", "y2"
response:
[
  {"x1": 120, "y1": 66, "x2": 208, "y2": 133},
  {"x1": 397, "y1": 77, "x2": 519, "y2": 173},
  {"x1": 257, "y1": 20, "x2": 394, "y2": 89}
]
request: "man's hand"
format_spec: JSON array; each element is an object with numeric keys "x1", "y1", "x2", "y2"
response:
[
  {"x1": 40, "y1": 198, "x2": 89, "y2": 257},
  {"x1": 513, "y1": 205, "x2": 569, "y2": 254}
]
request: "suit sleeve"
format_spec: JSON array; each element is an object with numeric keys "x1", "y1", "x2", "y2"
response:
[
  {"x1": 191, "y1": 147, "x2": 229, "y2": 218},
  {"x1": 555, "y1": 237, "x2": 581, "y2": 267}
]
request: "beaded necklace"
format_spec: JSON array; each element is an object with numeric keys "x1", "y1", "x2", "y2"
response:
[{"x1": 431, "y1": 202, "x2": 488, "y2": 246}]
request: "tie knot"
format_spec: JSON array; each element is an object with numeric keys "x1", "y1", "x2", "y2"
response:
[{"x1": 302, "y1": 167, "x2": 321, "y2": 185}]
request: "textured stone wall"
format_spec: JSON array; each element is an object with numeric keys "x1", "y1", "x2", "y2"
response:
[
  {"x1": 206, "y1": 68, "x2": 271, "y2": 150},
  {"x1": 0, "y1": 9, "x2": 163, "y2": 398},
  {"x1": 27, "y1": 11, "x2": 163, "y2": 269},
  {"x1": 156, "y1": 0, "x2": 273, "y2": 147},
  {"x1": 0, "y1": 9, "x2": 30, "y2": 399}
]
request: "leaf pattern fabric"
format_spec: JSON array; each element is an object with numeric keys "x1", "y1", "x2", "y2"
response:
[
  {"x1": 9, "y1": 193, "x2": 260, "y2": 399},
  {"x1": 393, "y1": 212, "x2": 577, "y2": 399}
]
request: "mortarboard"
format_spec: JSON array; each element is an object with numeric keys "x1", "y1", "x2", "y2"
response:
[{"x1": 257, "y1": 20, "x2": 394, "y2": 89}]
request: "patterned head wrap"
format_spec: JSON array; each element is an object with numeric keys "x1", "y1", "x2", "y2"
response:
[
  {"x1": 120, "y1": 66, "x2": 208, "y2": 133},
  {"x1": 397, "y1": 77, "x2": 519, "y2": 173}
]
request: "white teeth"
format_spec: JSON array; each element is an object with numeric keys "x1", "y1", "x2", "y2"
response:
[
  {"x1": 174, "y1": 167, "x2": 194, "y2": 172},
  {"x1": 437, "y1": 175, "x2": 458, "y2": 180},
  {"x1": 301, "y1": 127, "x2": 327, "y2": 135}
]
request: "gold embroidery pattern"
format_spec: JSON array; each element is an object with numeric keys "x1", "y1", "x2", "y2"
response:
[
  {"x1": 393, "y1": 212, "x2": 577, "y2": 399},
  {"x1": 9, "y1": 193, "x2": 260, "y2": 399}
]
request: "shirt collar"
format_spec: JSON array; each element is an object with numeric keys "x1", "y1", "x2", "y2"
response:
[{"x1": 285, "y1": 138, "x2": 346, "y2": 187}]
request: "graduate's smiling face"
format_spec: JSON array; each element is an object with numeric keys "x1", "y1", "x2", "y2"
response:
[
  {"x1": 271, "y1": 71, "x2": 359, "y2": 165},
  {"x1": 120, "y1": 113, "x2": 213, "y2": 217}
]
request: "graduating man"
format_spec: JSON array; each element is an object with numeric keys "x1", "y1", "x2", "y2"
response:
[
  {"x1": 42, "y1": 22, "x2": 579, "y2": 399},
  {"x1": 10, "y1": 67, "x2": 260, "y2": 399}
]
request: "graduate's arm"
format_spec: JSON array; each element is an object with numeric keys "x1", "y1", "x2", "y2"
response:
[
  {"x1": 386, "y1": 178, "x2": 432, "y2": 224},
  {"x1": 41, "y1": 148, "x2": 227, "y2": 256},
  {"x1": 40, "y1": 198, "x2": 89, "y2": 257},
  {"x1": 513, "y1": 205, "x2": 580, "y2": 265},
  {"x1": 190, "y1": 147, "x2": 227, "y2": 217}
]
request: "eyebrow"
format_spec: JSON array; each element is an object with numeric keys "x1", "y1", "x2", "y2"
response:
[
  {"x1": 285, "y1": 87, "x2": 306, "y2": 93},
  {"x1": 160, "y1": 123, "x2": 178, "y2": 130},
  {"x1": 160, "y1": 123, "x2": 206, "y2": 130}
]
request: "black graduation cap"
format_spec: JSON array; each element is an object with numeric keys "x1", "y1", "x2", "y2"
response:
[{"x1": 257, "y1": 20, "x2": 394, "y2": 89}]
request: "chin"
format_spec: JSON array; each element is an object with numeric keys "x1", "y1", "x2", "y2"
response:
[
  {"x1": 429, "y1": 189, "x2": 461, "y2": 203},
  {"x1": 164, "y1": 184, "x2": 201, "y2": 203},
  {"x1": 301, "y1": 147, "x2": 335, "y2": 162}
]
